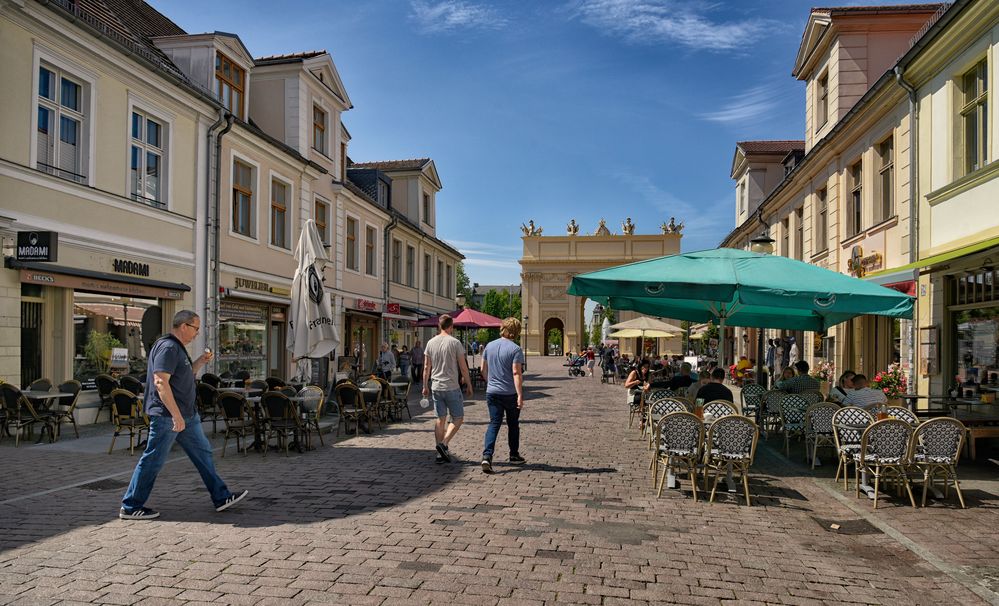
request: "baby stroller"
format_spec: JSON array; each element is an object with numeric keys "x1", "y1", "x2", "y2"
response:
[{"x1": 564, "y1": 355, "x2": 586, "y2": 377}]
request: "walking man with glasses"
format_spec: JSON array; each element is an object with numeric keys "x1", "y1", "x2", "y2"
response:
[{"x1": 120, "y1": 310, "x2": 247, "y2": 519}]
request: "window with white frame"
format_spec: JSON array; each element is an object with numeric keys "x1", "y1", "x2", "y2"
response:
[
  {"x1": 313, "y1": 106, "x2": 327, "y2": 155},
  {"x1": 876, "y1": 136, "x2": 894, "y2": 223},
  {"x1": 446, "y1": 264, "x2": 453, "y2": 299},
  {"x1": 423, "y1": 253, "x2": 432, "y2": 292},
  {"x1": 436, "y1": 259, "x2": 444, "y2": 295},
  {"x1": 346, "y1": 217, "x2": 358, "y2": 271},
  {"x1": 423, "y1": 193, "x2": 432, "y2": 225},
  {"x1": 314, "y1": 198, "x2": 330, "y2": 245},
  {"x1": 392, "y1": 239, "x2": 402, "y2": 283},
  {"x1": 814, "y1": 188, "x2": 828, "y2": 253},
  {"x1": 781, "y1": 217, "x2": 789, "y2": 257},
  {"x1": 406, "y1": 245, "x2": 415, "y2": 287},
  {"x1": 232, "y1": 160, "x2": 254, "y2": 237},
  {"x1": 129, "y1": 110, "x2": 166, "y2": 207},
  {"x1": 960, "y1": 59, "x2": 988, "y2": 175},
  {"x1": 739, "y1": 181, "x2": 746, "y2": 215},
  {"x1": 816, "y1": 71, "x2": 829, "y2": 129},
  {"x1": 36, "y1": 64, "x2": 87, "y2": 184},
  {"x1": 848, "y1": 160, "x2": 862, "y2": 236},
  {"x1": 365, "y1": 225, "x2": 376, "y2": 276},
  {"x1": 271, "y1": 178, "x2": 290, "y2": 249},
  {"x1": 794, "y1": 207, "x2": 803, "y2": 260}
]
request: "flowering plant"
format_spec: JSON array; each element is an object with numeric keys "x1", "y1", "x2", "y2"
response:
[
  {"x1": 872, "y1": 363, "x2": 908, "y2": 398},
  {"x1": 810, "y1": 360, "x2": 835, "y2": 382}
]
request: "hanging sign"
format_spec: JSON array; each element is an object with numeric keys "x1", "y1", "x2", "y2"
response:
[{"x1": 16, "y1": 231, "x2": 58, "y2": 262}]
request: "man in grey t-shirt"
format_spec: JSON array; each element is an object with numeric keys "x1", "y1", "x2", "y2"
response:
[{"x1": 423, "y1": 314, "x2": 472, "y2": 463}]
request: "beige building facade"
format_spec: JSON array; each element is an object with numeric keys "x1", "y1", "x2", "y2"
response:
[{"x1": 519, "y1": 220, "x2": 682, "y2": 357}]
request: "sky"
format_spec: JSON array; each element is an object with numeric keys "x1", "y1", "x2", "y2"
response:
[{"x1": 153, "y1": 0, "x2": 925, "y2": 287}]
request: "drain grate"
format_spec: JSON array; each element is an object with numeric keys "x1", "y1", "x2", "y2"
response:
[
  {"x1": 813, "y1": 517, "x2": 883, "y2": 535},
  {"x1": 79, "y1": 479, "x2": 129, "y2": 491}
]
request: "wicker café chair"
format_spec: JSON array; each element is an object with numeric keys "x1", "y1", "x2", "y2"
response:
[
  {"x1": 260, "y1": 391, "x2": 303, "y2": 456},
  {"x1": 53, "y1": 380, "x2": 83, "y2": 439},
  {"x1": 200, "y1": 372, "x2": 222, "y2": 388},
  {"x1": 647, "y1": 398, "x2": 691, "y2": 468},
  {"x1": 265, "y1": 376, "x2": 287, "y2": 391},
  {"x1": 760, "y1": 390, "x2": 785, "y2": 437},
  {"x1": 391, "y1": 380, "x2": 412, "y2": 420},
  {"x1": 335, "y1": 382, "x2": 370, "y2": 436},
  {"x1": 108, "y1": 388, "x2": 149, "y2": 455},
  {"x1": 655, "y1": 412, "x2": 704, "y2": 500},
  {"x1": 196, "y1": 382, "x2": 221, "y2": 435},
  {"x1": 27, "y1": 378, "x2": 52, "y2": 392},
  {"x1": 705, "y1": 415, "x2": 760, "y2": 506},
  {"x1": 297, "y1": 386, "x2": 327, "y2": 448},
  {"x1": 855, "y1": 419, "x2": 917, "y2": 509},
  {"x1": 800, "y1": 391, "x2": 825, "y2": 406},
  {"x1": 119, "y1": 375, "x2": 144, "y2": 396},
  {"x1": 94, "y1": 374, "x2": 119, "y2": 423},
  {"x1": 778, "y1": 393, "x2": 809, "y2": 457},
  {"x1": 832, "y1": 407, "x2": 873, "y2": 489},
  {"x1": 911, "y1": 418, "x2": 967, "y2": 508},
  {"x1": 643, "y1": 389, "x2": 676, "y2": 445},
  {"x1": 218, "y1": 392, "x2": 254, "y2": 457},
  {"x1": 703, "y1": 400, "x2": 738, "y2": 418},
  {"x1": 234, "y1": 370, "x2": 252, "y2": 388},
  {"x1": 1, "y1": 383, "x2": 56, "y2": 446},
  {"x1": 886, "y1": 406, "x2": 919, "y2": 426},
  {"x1": 804, "y1": 402, "x2": 839, "y2": 468},
  {"x1": 741, "y1": 383, "x2": 766, "y2": 422}
]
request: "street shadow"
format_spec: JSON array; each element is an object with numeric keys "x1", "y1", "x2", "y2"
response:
[{"x1": 491, "y1": 462, "x2": 617, "y2": 475}]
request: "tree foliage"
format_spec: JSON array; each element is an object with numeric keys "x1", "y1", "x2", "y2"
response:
[{"x1": 455, "y1": 261, "x2": 475, "y2": 309}]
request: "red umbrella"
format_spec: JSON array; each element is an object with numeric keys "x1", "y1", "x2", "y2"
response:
[
  {"x1": 414, "y1": 308, "x2": 467, "y2": 327},
  {"x1": 451, "y1": 308, "x2": 502, "y2": 329}
]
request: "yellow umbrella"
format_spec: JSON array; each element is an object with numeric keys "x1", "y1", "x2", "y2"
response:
[{"x1": 608, "y1": 328, "x2": 678, "y2": 339}]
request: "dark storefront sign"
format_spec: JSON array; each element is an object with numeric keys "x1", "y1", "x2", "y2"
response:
[
  {"x1": 19, "y1": 269, "x2": 184, "y2": 299},
  {"x1": 219, "y1": 300, "x2": 268, "y2": 322},
  {"x1": 112, "y1": 258, "x2": 150, "y2": 277},
  {"x1": 16, "y1": 231, "x2": 58, "y2": 262}
]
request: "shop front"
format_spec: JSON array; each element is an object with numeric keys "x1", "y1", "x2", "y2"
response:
[
  {"x1": 345, "y1": 298, "x2": 382, "y2": 375},
  {"x1": 383, "y1": 303, "x2": 417, "y2": 350},
  {"x1": 937, "y1": 252, "x2": 999, "y2": 398},
  {"x1": 218, "y1": 277, "x2": 291, "y2": 381}
]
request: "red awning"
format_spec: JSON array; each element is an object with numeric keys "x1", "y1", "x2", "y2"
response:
[{"x1": 884, "y1": 280, "x2": 916, "y2": 296}]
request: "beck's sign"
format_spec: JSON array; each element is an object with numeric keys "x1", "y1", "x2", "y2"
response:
[{"x1": 16, "y1": 231, "x2": 58, "y2": 262}]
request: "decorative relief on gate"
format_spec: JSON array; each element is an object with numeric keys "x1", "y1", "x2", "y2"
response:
[{"x1": 542, "y1": 286, "x2": 564, "y2": 301}]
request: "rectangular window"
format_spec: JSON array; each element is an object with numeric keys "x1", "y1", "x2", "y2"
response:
[
  {"x1": 406, "y1": 245, "x2": 415, "y2": 287},
  {"x1": 340, "y1": 141, "x2": 347, "y2": 180},
  {"x1": 391, "y1": 239, "x2": 402, "y2": 283},
  {"x1": 215, "y1": 52, "x2": 245, "y2": 119},
  {"x1": 446, "y1": 264, "x2": 453, "y2": 299},
  {"x1": 739, "y1": 182, "x2": 747, "y2": 215},
  {"x1": 794, "y1": 207, "x2": 803, "y2": 260},
  {"x1": 423, "y1": 253, "x2": 432, "y2": 292},
  {"x1": 365, "y1": 226, "x2": 376, "y2": 276},
  {"x1": 129, "y1": 110, "x2": 166, "y2": 207},
  {"x1": 961, "y1": 59, "x2": 988, "y2": 175},
  {"x1": 849, "y1": 160, "x2": 862, "y2": 236},
  {"x1": 436, "y1": 260, "x2": 444, "y2": 295},
  {"x1": 815, "y1": 188, "x2": 828, "y2": 253},
  {"x1": 313, "y1": 106, "x2": 326, "y2": 154},
  {"x1": 782, "y1": 218, "x2": 789, "y2": 257},
  {"x1": 423, "y1": 193, "x2": 431, "y2": 225},
  {"x1": 377, "y1": 180, "x2": 389, "y2": 206},
  {"x1": 271, "y1": 179, "x2": 289, "y2": 248},
  {"x1": 816, "y1": 71, "x2": 828, "y2": 129},
  {"x1": 232, "y1": 160, "x2": 254, "y2": 237},
  {"x1": 315, "y1": 199, "x2": 330, "y2": 245},
  {"x1": 346, "y1": 217, "x2": 358, "y2": 271},
  {"x1": 876, "y1": 136, "x2": 894, "y2": 223},
  {"x1": 36, "y1": 64, "x2": 87, "y2": 183}
]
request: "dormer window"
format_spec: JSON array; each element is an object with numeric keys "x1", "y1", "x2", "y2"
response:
[
  {"x1": 377, "y1": 180, "x2": 389, "y2": 206},
  {"x1": 423, "y1": 192, "x2": 432, "y2": 226},
  {"x1": 215, "y1": 51, "x2": 245, "y2": 119},
  {"x1": 816, "y1": 71, "x2": 828, "y2": 130},
  {"x1": 313, "y1": 106, "x2": 327, "y2": 155}
]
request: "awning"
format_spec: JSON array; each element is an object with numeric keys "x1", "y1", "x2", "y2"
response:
[
  {"x1": 223, "y1": 288, "x2": 289, "y2": 306},
  {"x1": 383, "y1": 312, "x2": 417, "y2": 321},
  {"x1": 401, "y1": 305, "x2": 435, "y2": 317},
  {"x1": 864, "y1": 268, "x2": 916, "y2": 296},
  {"x1": 865, "y1": 235, "x2": 999, "y2": 279},
  {"x1": 8, "y1": 258, "x2": 189, "y2": 299}
]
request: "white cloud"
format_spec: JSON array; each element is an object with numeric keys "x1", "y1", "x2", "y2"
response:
[
  {"x1": 462, "y1": 258, "x2": 522, "y2": 270},
  {"x1": 697, "y1": 82, "x2": 785, "y2": 124},
  {"x1": 410, "y1": 1, "x2": 507, "y2": 34},
  {"x1": 570, "y1": 0, "x2": 777, "y2": 51}
]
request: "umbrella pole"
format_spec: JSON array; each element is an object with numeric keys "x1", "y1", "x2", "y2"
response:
[{"x1": 719, "y1": 316, "x2": 726, "y2": 372}]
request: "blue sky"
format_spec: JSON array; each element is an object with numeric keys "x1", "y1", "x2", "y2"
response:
[{"x1": 153, "y1": 0, "x2": 922, "y2": 286}]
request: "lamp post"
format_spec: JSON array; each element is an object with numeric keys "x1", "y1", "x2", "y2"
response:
[
  {"x1": 522, "y1": 315, "x2": 529, "y2": 370},
  {"x1": 750, "y1": 218, "x2": 776, "y2": 388}
]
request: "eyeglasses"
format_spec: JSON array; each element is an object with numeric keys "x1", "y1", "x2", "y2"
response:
[{"x1": 185, "y1": 323, "x2": 201, "y2": 333}]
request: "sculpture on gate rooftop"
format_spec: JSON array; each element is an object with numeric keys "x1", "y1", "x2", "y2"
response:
[
  {"x1": 594, "y1": 219, "x2": 611, "y2": 236},
  {"x1": 520, "y1": 219, "x2": 543, "y2": 236},
  {"x1": 566, "y1": 219, "x2": 579, "y2": 236},
  {"x1": 661, "y1": 217, "x2": 684, "y2": 234},
  {"x1": 622, "y1": 217, "x2": 635, "y2": 235}
]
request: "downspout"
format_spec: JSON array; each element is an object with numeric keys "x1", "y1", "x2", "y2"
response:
[
  {"x1": 383, "y1": 205, "x2": 399, "y2": 343},
  {"x1": 895, "y1": 65, "x2": 918, "y2": 391},
  {"x1": 208, "y1": 111, "x2": 235, "y2": 369}
]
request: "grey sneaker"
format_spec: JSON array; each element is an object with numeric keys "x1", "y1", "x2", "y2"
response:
[
  {"x1": 436, "y1": 442, "x2": 451, "y2": 462},
  {"x1": 215, "y1": 490, "x2": 248, "y2": 512},
  {"x1": 509, "y1": 455, "x2": 527, "y2": 465},
  {"x1": 481, "y1": 458, "x2": 494, "y2": 474},
  {"x1": 119, "y1": 507, "x2": 159, "y2": 520}
]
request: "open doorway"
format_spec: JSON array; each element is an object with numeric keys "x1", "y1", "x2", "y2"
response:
[{"x1": 543, "y1": 317, "x2": 564, "y2": 357}]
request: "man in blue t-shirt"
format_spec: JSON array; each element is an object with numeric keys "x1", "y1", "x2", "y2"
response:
[
  {"x1": 120, "y1": 310, "x2": 247, "y2": 520},
  {"x1": 479, "y1": 318, "x2": 526, "y2": 473}
]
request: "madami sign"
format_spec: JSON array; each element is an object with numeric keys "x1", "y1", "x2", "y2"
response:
[{"x1": 16, "y1": 231, "x2": 58, "y2": 262}]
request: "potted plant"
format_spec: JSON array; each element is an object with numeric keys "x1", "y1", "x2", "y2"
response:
[
  {"x1": 810, "y1": 359, "x2": 835, "y2": 398},
  {"x1": 872, "y1": 363, "x2": 908, "y2": 406}
]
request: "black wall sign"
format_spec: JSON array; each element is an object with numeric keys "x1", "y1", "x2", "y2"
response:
[{"x1": 16, "y1": 231, "x2": 58, "y2": 262}]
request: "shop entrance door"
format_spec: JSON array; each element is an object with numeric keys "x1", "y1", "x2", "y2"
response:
[
  {"x1": 269, "y1": 320, "x2": 286, "y2": 379},
  {"x1": 21, "y1": 302, "x2": 42, "y2": 386}
]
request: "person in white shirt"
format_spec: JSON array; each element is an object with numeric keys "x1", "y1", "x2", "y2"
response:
[
  {"x1": 829, "y1": 370, "x2": 856, "y2": 403},
  {"x1": 842, "y1": 374, "x2": 887, "y2": 409}
]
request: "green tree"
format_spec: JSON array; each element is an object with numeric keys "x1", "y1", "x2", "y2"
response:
[
  {"x1": 579, "y1": 325, "x2": 590, "y2": 353},
  {"x1": 84, "y1": 330, "x2": 123, "y2": 374},
  {"x1": 455, "y1": 261, "x2": 476, "y2": 309},
  {"x1": 547, "y1": 328, "x2": 562, "y2": 346}
]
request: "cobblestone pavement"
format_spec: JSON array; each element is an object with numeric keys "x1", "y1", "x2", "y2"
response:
[{"x1": 1, "y1": 357, "x2": 998, "y2": 605}]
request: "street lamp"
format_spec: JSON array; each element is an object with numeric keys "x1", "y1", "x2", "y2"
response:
[
  {"x1": 749, "y1": 231, "x2": 775, "y2": 255},
  {"x1": 749, "y1": 209, "x2": 775, "y2": 388}
]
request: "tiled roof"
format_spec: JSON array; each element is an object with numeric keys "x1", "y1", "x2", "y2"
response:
[
  {"x1": 351, "y1": 159, "x2": 431, "y2": 171},
  {"x1": 97, "y1": 0, "x2": 186, "y2": 39},
  {"x1": 255, "y1": 50, "x2": 327, "y2": 65},
  {"x1": 737, "y1": 140, "x2": 805, "y2": 155},
  {"x1": 812, "y1": 4, "x2": 945, "y2": 15}
]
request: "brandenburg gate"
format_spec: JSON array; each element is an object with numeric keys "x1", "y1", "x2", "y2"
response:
[{"x1": 519, "y1": 217, "x2": 683, "y2": 356}]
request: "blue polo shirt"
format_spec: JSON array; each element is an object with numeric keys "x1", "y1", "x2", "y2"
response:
[
  {"x1": 483, "y1": 337, "x2": 525, "y2": 396},
  {"x1": 144, "y1": 335, "x2": 196, "y2": 418}
]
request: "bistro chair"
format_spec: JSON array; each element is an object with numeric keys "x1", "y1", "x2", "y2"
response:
[
  {"x1": 886, "y1": 406, "x2": 919, "y2": 426},
  {"x1": 391, "y1": 380, "x2": 412, "y2": 420},
  {"x1": 217, "y1": 392, "x2": 254, "y2": 457},
  {"x1": 639, "y1": 388, "x2": 671, "y2": 434},
  {"x1": 265, "y1": 376, "x2": 287, "y2": 390},
  {"x1": 832, "y1": 407, "x2": 873, "y2": 490},
  {"x1": 800, "y1": 391, "x2": 824, "y2": 406},
  {"x1": 1, "y1": 383, "x2": 56, "y2": 446},
  {"x1": 741, "y1": 383, "x2": 766, "y2": 422},
  {"x1": 804, "y1": 402, "x2": 839, "y2": 469},
  {"x1": 360, "y1": 378, "x2": 390, "y2": 423},
  {"x1": 647, "y1": 397, "x2": 690, "y2": 455},
  {"x1": 94, "y1": 374, "x2": 119, "y2": 423},
  {"x1": 335, "y1": 382, "x2": 370, "y2": 436},
  {"x1": 760, "y1": 390, "x2": 785, "y2": 437},
  {"x1": 297, "y1": 386, "x2": 327, "y2": 448},
  {"x1": 855, "y1": 418, "x2": 916, "y2": 509},
  {"x1": 247, "y1": 379, "x2": 269, "y2": 397},
  {"x1": 196, "y1": 382, "x2": 221, "y2": 435},
  {"x1": 27, "y1": 378, "x2": 52, "y2": 392},
  {"x1": 53, "y1": 380, "x2": 83, "y2": 439},
  {"x1": 260, "y1": 391, "x2": 303, "y2": 456},
  {"x1": 704, "y1": 415, "x2": 759, "y2": 506},
  {"x1": 200, "y1": 372, "x2": 221, "y2": 388},
  {"x1": 703, "y1": 400, "x2": 738, "y2": 419},
  {"x1": 234, "y1": 370, "x2": 252, "y2": 388},
  {"x1": 654, "y1": 412, "x2": 704, "y2": 500},
  {"x1": 778, "y1": 393, "x2": 809, "y2": 457},
  {"x1": 108, "y1": 388, "x2": 149, "y2": 455},
  {"x1": 119, "y1": 375, "x2": 144, "y2": 396},
  {"x1": 910, "y1": 418, "x2": 967, "y2": 508}
]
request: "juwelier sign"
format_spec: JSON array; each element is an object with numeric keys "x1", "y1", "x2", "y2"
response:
[{"x1": 16, "y1": 231, "x2": 58, "y2": 262}]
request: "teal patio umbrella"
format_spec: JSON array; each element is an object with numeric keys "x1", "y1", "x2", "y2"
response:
[{"x1": 567, "y1": 248, "x2": 914, "y2": 366}]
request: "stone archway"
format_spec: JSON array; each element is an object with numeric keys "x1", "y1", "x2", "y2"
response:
[{"x1": 543, "y1": 317, "x2": 564, "y2": 356}]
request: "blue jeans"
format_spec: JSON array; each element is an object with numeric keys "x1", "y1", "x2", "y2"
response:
[
  {"x1": 482, "y1": 393, "x2": 520, "y2": 459},
  {"x1": 121, "y1": 414, "x2": 231, "y2": 510}
]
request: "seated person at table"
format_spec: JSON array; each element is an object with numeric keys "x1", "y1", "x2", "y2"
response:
[
  {"x1": 842, "y1": 374, "x2": 887, "y2": 409},
  {"x1": 776, "y1": 360, "x2": 820, "y2": 393},
  {"x1": 828, "y1": 370, "x2": 855, "y2": 403},
  {"x1": 735, "y1": 356, "x2": 752, "y2": 382},
  {"x1": 667, "y1": 362, "x2": 695, "y2": 392},
  {"x1": 687, "y1": 372, "x2": 711, "y2": 399},
  {"x1": 695, "y1": 368, "x2": 733, "y2": 404}
]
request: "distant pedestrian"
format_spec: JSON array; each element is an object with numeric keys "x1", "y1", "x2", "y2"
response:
[
  {"x1": 410, "y1": 340, "x2": 424, "y2": 383},
  {"x1": 119, "y1": 310, "x2": 247, "y2": 520},
  {"x1": 479, "y1": 318, "x2": 526, "y2": 473},
  {"x1": 377, "y1": 342, "x2": 396, "y2": 380},
  {"x1": 585, "y1": 347, "x2": 596, "y2": 377},
  {"x1": 765, "y1": 339, "x2": 775, "y2": 380},
  {"x1": 423, "y1": 315, "x2": 473, "y2": 463},
  {"x1": 399, "y1": 345, "x2": 412, "y2": 382}
]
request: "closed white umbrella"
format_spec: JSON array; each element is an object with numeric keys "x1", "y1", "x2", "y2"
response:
[
  {"x1": 287, "y1": 219, "x2": 340, "y2": 360},
  {"x1": 601, "y1": 317, "x2": 611, "y2": 345}
]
